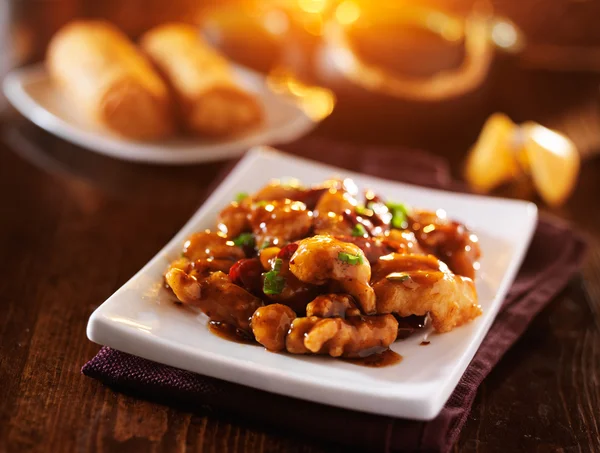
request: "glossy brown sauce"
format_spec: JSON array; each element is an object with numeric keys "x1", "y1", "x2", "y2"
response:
[
  {"x1": 208, "y1": 321, "x2": 255, "y2": 345},
  {"x1": 409, "y1": 213, "x2": 480, "y2": 279},
  {"x1": 345, "y1": 349, "x2": 402, "y2": 367},
  {"x1": 371, "y1": 255, "x2": 444, "y2": 290},
  {"x1": 420, "y1": 340, "x2": 431, "y2": 346},
  {"x1": 405, "y1": 271, "x2": 442, "y2": 286}
]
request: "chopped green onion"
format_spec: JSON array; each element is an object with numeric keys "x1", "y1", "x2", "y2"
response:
[
  {"x1": 254, "y1": 200, "x2": 269, "y2": 208},
  {"x1": 338, "y1": 252, "x2": 364, "y2": 265},
  {"x1": 386, "y1": 202, "x2": 409, "y2": 229},
  {"x1": 235, "y1": 192, "x2": 249, "y2": 203},
  {"x1": 263, "y1": 272, "x2": 286, "y2": 295},
  {"x1": 232, "y1": 232, "x2": 255, "y2": 247},
  {"x1": 272, "y1": 258, "x2": 283, "y2": 272},
  {"x1": 386, "y1": 272, "x2": 410, "y2": 282},
  {"x1": 351, "y1": 224, "x2": 367, "y2": 237},
  {"x1": 263, "y1": 259, "x2": 286, "y2": 295},
  {"x1": 355, "y1": 204, "x2": 373, "y2": 217}
]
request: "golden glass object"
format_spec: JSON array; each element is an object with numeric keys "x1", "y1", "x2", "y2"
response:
[{"x1": 320, "y1": 1, "x2": 524, "y2": 101}]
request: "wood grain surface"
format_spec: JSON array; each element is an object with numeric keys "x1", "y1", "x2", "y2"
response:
[{"x1": 2, "y1": 4, "x2": 600, "y2": 452}]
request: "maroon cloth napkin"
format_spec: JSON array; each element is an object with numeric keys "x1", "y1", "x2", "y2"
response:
[{"x1": 83, "y1": 141, "x2": 587, "y2": 453}]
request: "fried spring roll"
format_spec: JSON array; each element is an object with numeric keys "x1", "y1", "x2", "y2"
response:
[
  {"x1": 47, "y1": 20, "x2": 174, "y2": 140},
  {"x1": 140, "y1": 23, "x2": 263, "y2": 137}
]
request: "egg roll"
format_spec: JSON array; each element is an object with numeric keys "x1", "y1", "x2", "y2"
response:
[
  {"x1": 47, "y1": 20, "x2": 174, "y2": 140},
  {"x1": 140, "y1": 23, "x2": 262, "y2": 137}
]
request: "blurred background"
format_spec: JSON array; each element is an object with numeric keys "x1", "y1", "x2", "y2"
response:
[{"x1": 2, "y1": 0, "x2": 600, "y2": 188}]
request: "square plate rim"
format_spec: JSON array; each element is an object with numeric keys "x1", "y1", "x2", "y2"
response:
[{"x1": 86, "y1": 146, "x2": 538, "y2": 420}]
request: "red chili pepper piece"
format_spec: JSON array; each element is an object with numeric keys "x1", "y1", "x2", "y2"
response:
[
  {"x1": 277, "y1": 243, "x2": 299, "y2": 260},
  {"x1": 228, "y1": 258, "x2": 264, "y2": 294}
]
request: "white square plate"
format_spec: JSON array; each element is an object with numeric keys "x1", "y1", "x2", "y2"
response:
[
  {"x1": 2, "y1": 65, "x2": 320, "y2": 165},
  {"x1": 87, "y1": 147, "x2": 538, "y2": 420}
]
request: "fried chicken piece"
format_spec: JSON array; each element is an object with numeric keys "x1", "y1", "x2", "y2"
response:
[
  {"x1": 252, "y1": 181, "x2": 305, "y2": 202},
  {"x1": 164, "y1": 267, "x2": 201, "y2": 304},
  {"x1": 333, "y1": 232, "x2": 422, "y2": 264},
  {"x1": 176, "y1": 231, "x2": 245, "y2": 281},
  {"x1": 313, "y1": 189, "x2": 356, "y2": 236},
  {"x1": 251, "y1": 180, "x2": 329, "y2": 209},
  {"x1": 306, "y1": 294, "x2": 361, "y2": 318},
  {"x1": 182, "y1": 231, "x2": 245, "y2": 262},
  {"x1": 334, "y1": 236, "x2": 393, "y2": 263},
  {"x1": 372, "y1": 253, "x2": 481, "y2": 333},
  {"x1": 165, "y1": 267, "x2": 262, "y2": 333},
  {"x1": 408, "y1": 210, "x2": 480, "y2": 279},
  {"x1": 195, "y1": 271, "x2": 263, "y2": 333},
  {"x1": 192, "y1": 258, "x2": 236, "y2": 278},
  {"x1": 289, "y1": 235, "x2": 376, "y2": 314},
  {"x1": 248, "y1": 199, "x2": 313, "y2": 248},
  {"x1": 385, "y1": 230, "x2": 423, "y2": 254},
  {"x1": 303, "y1": 178, "x2": 359, "y2": 210},
  {"x1": 251, "y1": 304, "x2": 297, "y2": 351},
  {"x1": 165, "y1": 252, "x2": 252, "y2": 302},
  {"x1": 166, "y1": 257, "x2": 192, "y2": 273},
  {"x1": 285, "y1": 314, "x2": 398, "y2": 357},
  {"x1": 217, "y1": 201, "x2": 251, "y2": 238},
  {"x1": 165, "y1": 253, "x2": 234, "y2": 288}
]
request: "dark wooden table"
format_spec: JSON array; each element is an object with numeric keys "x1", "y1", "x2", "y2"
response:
[{"x1": 2, "y1": 36, "x2": 600, "y2": 453}]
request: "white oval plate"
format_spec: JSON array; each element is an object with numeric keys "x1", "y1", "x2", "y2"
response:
[
  {"x1": 86, "y1": 147, "x2": 538, "y2": 420},
  {"x1": 2, "y1": 64, "x2": 319, "y2": 165}
]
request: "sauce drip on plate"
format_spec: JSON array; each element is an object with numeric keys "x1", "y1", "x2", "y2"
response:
[
  {"x1": 344, "y1": 349, "x2": 402, "y2": 368},
  {"x1": 208, "y1": 321, "x2": 254, "y2": 345}
]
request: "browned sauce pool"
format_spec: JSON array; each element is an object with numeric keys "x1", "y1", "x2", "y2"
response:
[
  {"x1": 344, "y1": 349, "x2": 402, "y2": 368},
  {"x1": 208, "y1": 321, "x2": 255, "y2": 345},
  {"x1": 420, "y1": 340, "x2": 431, "y2": 346}
]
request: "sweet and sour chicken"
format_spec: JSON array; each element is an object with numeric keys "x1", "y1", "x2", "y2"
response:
[{"x1": 164, "y1": 178, "x2": 482, "y2": 363}]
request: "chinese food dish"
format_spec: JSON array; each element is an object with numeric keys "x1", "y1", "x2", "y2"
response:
[
  {"x1": 164, "y1": 178, "x2": 482, "y2": 363},
  {"x1": 47, "y1": 21, "x2": 263, "y2": 141}
]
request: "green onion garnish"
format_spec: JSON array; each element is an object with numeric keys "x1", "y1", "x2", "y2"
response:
[
  {"x1": 232, "y1": 232, "x2": 255, "y2": 248},
  {"x1": 351, "y1": 224, "x2": 367, "y2": 237},
  {"x1": 338, "y1": 252, "x2": 364, "y2": 265},
  {"x1": 263, "y1": 258, "x2": 286, "y2": 295},
  {"x1": 355, "y1": 204, "x2": 373, "y2": 217},
  {"x1": 235, "y1": 192, "x2": 249, "y2": 203},
  {"x1": 272, "y1": 258, "x2": 283, "y2": 272},
  {"x1": 386, "y1": 202, "x2": 409, "y2": 229},
  {"x1": 254, "y1": 200, "x2": 269, "y2": 208},
  {"x1": 386, "y1": 272, "x2": 410, "y2": 282}
]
